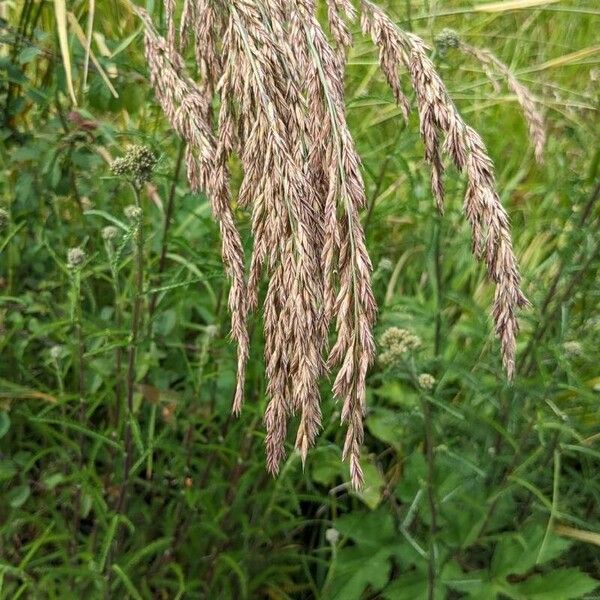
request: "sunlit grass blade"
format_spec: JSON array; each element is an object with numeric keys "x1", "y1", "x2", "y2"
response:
[
  {"x1": 53, "y1": 0, "x2": 77, "y2": 105},
  {"x1": 67, "y1": 10, "x2": 119, "y2": 98},
  {"x1": 83, "y1": 0, "x2": 95, "y2": 90},
  {"x1": 475, "y1": 0, "x2": 561, "y2": 13}
]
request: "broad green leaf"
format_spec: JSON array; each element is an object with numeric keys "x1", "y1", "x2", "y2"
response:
[
  {"x1": 0, "y1": 459, "x2": 17, "y2": 481},
  {"x1": 328, "y1": 546, "x2": 394, "y2": 600},
  {"x1": 383, "y1": 569, "x2": 445, "y2": 600},
  {"x1": 335, "y1": 509, "x2": 395, "y2": 545},
  {"x1": 353, "y1": 462, "x2": 384, "y2": 509},
  {"x1": 366, "y1": 408, "x2": 403, "y2": 446},
  {"x1": 8, "y1": 484, "x2": 31, "y2": 508},
  {"x1": 511, "y1": 568, "x2": 599, "y2": 599}
]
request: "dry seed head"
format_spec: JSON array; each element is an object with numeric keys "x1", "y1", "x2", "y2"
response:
[
  {"x1": 456, "y1": 42, "x2": 546, "y2": 163},
  {"x1": 137, "y1": 0, "x2": 528, "y2": 489}
]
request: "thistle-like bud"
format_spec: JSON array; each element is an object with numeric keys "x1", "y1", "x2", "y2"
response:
[
  {"x1": 111, "y1": 144, "x2": 157, "y2": 186},
  {"x1": 0, "y1": 208, "x2": 9, "y2": 230},
  {"x1": 124, "y1": 205, "x2": 143, "y2": 222},
  {"x1": 102, "y1": 225, "x2": 119, "y2": 241},
  {"x1": 435, "y1": 28, "x2": 460, "y2": 53},
  {"x1": 418, "y1": 373, "x2": 436, "y2": 391},
  {"x1": 67, "y1": 247, "x2": 86, "y2": 269}
]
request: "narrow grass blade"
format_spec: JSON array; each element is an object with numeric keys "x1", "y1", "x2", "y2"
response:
[
  {"x1": 554, "y1": 524, "x2": 600, "y2": 547},
  {"x1": 67, "y1": 11, "x2": 119, "y2": 98},
  {"x1": 83, "y1": 0, "x2": 95, "y2": 90},
  {"x1": 475, "y1": 0, "x2": 561, "y2": 12},
  {"x1": 53, "y1": 0, "x2": 77, "y2": 105},
  {"x1": 111, "y1": 565, "x2": 144, "y2": 600}
]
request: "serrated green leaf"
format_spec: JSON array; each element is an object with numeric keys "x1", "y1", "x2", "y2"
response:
[
  {"x1": 383, "y1": 569, "x2": 445, "y2": 600},
  {"x1": 511, "y1": 568, "x2": 599, "y2": 599},
  {"x1": 328, "y1": 545, "x2": 394, "y2": 600}
]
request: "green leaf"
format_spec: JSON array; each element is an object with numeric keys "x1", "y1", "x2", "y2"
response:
[
  {"x1": 353, "y1": 462, "x2": 384, "y2": 509},
  {"x1": 443, "y1": 562, "x2": 491, "y2": 597},
  {"x1": 491, "y1": 524, "x2": 571, "y2": 577},
  {"x1": 18, "y1": 46, "x2": 42, "y2": 65},
  {"x1": 335, "y1": 509, "x2": 395, "y2": 545},
  {"x1": 383, "y1": 569, "x2": 445, "y2": 599},
  {"x1": 8, "y1": 484, "x2": 31, "y2": 508},
  {"x1": 0, "y1": 411, "x2": 10, "y2": 439},
  {"x1": 0, "y1": 459, "x2": 17, "y2": 481},
  {"x1": 311, "y1": 446, "x2": 344, "y2": 486},
  {"x1": 511, "y1": 568, "x2": 599, "y2": 599},
  {"x1": 328, "y1": 545, "x2": 394, "y2": 600},
  {"x1": 366, "y1": 408, "x2": 403, "y2": 446},
  {"x1": 395, "y1": 451, "x2": 427, "y2": 503},
  {"x1": 42, "y1": 472, "x2": 65, "y2": 490}
]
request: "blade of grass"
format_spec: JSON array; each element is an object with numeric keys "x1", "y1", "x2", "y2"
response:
[
  {"x1": 554, "y1": 524, "x2": 600, "y2": 547},
  {"x1": 82, "y1": 0, "x2": 95, "y2": 90},
  {"x1": 537, "y1": 450, "x2": 561, "y2": 563},
  {"x1": 67, "y1": 11, "x2": 119, "y2": 98},
  {"x1": 475, "y1": 0, "x2": 561, "y2": 13},
  {"x1": 53, "y1": 0, "x2": 77, "y2": 105},
  {"x1": 111, "y1": 565, "x2": 144, "y2": 600}
]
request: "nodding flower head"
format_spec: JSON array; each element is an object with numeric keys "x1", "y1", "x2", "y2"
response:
[
  {"x1": 111, "y1": 145, "x2": 157, "y2": 186},
  {"x1": 102, "y1": 225, "x2": 119, "y2": 241},
  {"x1": 378, "y1": 327, "x2": 422, "y2": 366},
  {"x1": 435, "y1": 28, "x2": 460, "y2": 52},
  {"x1": 67, "y1": 247, "x2": 86, "y2": 269}
]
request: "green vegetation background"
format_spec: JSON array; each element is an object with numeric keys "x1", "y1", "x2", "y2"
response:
[{"x1": 0, "y1": 0, "x2": 599, "y2": 598}]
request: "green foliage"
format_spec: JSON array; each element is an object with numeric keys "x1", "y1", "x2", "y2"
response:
[{"x1": 1, "y1": 0, "x2": 599, "y2": 598}]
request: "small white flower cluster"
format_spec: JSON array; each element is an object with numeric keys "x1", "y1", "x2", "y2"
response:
[
  {"x1": 378, "y1": 327, "x2": 422, "y2": 366},
  {"x1": 418, "y1": 373, "x2": 436, "y2": 391}
]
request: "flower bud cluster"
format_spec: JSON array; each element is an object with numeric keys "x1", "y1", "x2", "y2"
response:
[
  {"x1": 111, "y1": 145, "x2": 157, "y2": 186},
  {"x1": 379, "y1": 327, "x2": 422, "y2": 366}
]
